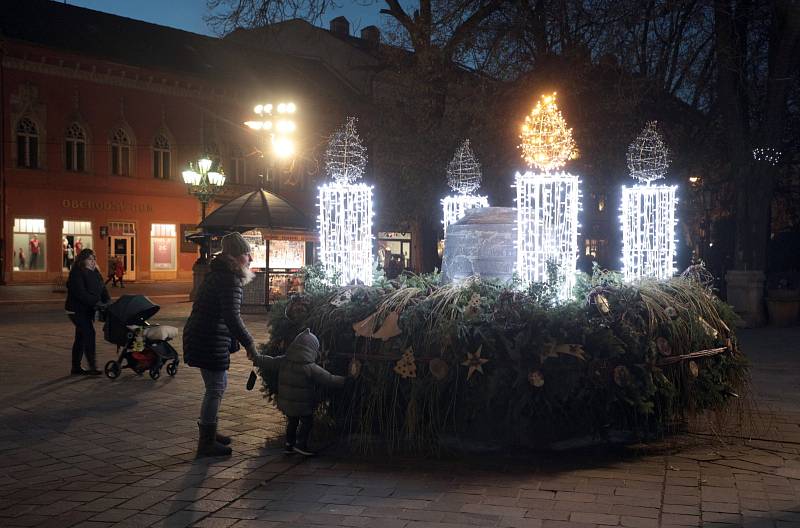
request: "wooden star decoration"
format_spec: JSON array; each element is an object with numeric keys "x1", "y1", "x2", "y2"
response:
[{"x1": 461, "y1": 345, "x2": 489, "y2": 380}]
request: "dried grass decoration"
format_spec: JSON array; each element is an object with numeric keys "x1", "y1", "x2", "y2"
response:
[
  {"x1": 462, "y1": 345, "x2": 489, "y2": 380},
  {"x1": 394, "y1": 348, "x2": 417, "y2": 379},
  {"x1": 429, "y1": 358, "x2": 449, "y2": 380}
]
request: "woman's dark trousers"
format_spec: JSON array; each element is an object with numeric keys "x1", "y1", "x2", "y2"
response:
[
  {"x1": 69, "y1": 312, "x2": 96, "y2": 370},
  {"x1": 286, "y1": 415, "x2": 313, "y2": 448}
]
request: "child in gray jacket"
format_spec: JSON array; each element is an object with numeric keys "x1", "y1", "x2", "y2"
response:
[{"x1": 249, "y1": 329, "x2": 345, "y2": 456}]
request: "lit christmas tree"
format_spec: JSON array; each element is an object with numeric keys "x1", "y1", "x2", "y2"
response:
[
  {"x1": 515, "y1": 92, "x2": 581, "y2": 299},
  {"x1": 620, "y1": 121, "x2": 678, "y2": 281},
  {"x1": 318, "y1": 117, "x2": 374, "y2": 285},
  {"x1": 441, "y1": 139, "x2": 489, "y2": 234}
]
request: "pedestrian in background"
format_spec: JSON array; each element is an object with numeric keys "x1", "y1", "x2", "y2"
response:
[
  {"x1": 183, "y1": 232, "x2": 258, "y2": 458},
  {"x1": 65, "y1": 248, "x2": 110, "y2": 375},
  {"x1": 113, "y1": 257, "x2": 126, "y2": 288}
]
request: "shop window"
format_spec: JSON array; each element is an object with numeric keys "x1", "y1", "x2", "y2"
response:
[
  {"x1": 153, "y1": 134, "x2": 170, "y2": 179},
  {"x1": 62, "y1": 221, "x2": 93, "y2": 271},
  {"x1": 377, "y1": 231, "x2": 412, "y2": 277},
  {"x1": 270, "y1": 240, "x2": 305, "y2": 269},
  {"x1": 151, "y1": 223, "x2": 176, "y2": 270},
  {"x1": 13, "y1": 218, "x2": 46, "y2": 271},
  {"x1": 111, "y1": 128, "x2": 131, "y2": 176},
  {"x1": 243, "y1": 231, "x2": 266, "y2": 269},
  {"x1": 65, "y1": 122, "x2": 87, "y2": 172},
  {"x1": 16, "y1": 117, "x2": 39, "y2": 169},
  {"x1": 584, "y1": 238, "x2": 607, "y2": 258}
]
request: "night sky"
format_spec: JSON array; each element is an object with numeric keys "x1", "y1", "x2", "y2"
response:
[{"x1": 65, "y1": 0, "x2": 390, "y2": 36}]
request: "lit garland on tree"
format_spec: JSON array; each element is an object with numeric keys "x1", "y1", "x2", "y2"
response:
[
  {"x1": 620, "y1": 121, "x2": 678, "y2": 281},
  {"x1": 318, "y1": 117, "x2": 374, "y2": 285},
  {"x1": 441, "y1": 139, "x2": 489, "y2": 234},
  {"x1": 515, "y1": 92, "x2": 581, "y2": 299}
]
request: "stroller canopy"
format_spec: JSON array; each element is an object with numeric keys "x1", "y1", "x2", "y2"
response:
[{"x1": 108, "y1": 295, "x2": 160, "y2": 325}]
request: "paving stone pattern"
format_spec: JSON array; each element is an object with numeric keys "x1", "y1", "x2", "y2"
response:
[{"x1": 1, "y1": 293, "x2": 799, "y2": 527}]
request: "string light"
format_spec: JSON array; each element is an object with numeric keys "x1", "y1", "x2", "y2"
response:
[
  {"x1": 515, "y1": 171, "x2": 581, "y2": 300},
  {"x1": 318, "y1": 117, "x2": 373, "y2": 285},
  {"x1": 442, "y1": 195, "x2": 489, "y2": 233},
  {"x1": 518, "y1": 92, "x2": 578, "y2": 173},
  {"x1": 442, "y1": 140, "x2": 489, "y2": 233},
  {"x1": 620, "y1": 122, "x2": 677, "y2": 281},
  {"x1": 318, "y1": 182, "x2": 374, "y2": 286},
  {"x1": 516, "y1": 93, "x2": 580, "y2": 300},
  {"x1": 626, "y1": 121, "x2": 670, "y2": 183},
  {"x1": 326, "y1": 117, "x2": 367, "y2": 185},
  {"x1": 752, "y1": 147, "x2": 781, "y2": 166}
]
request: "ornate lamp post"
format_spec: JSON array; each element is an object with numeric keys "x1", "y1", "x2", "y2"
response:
[{"x1": 183, "y1": 157, "x2": 225, "y2": 299}]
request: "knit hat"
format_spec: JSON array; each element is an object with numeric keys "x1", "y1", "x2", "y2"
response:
[
  {"x1": 221, "y1": 232, "x2": 251, "y2": 257},
  {"x1": 292, "y1": 328, "x2": 319, "y2": 353}
]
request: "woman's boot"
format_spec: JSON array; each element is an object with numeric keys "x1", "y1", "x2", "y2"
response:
[{"x1": 196, "y1": 422, "x2": 232, "y2": 458}]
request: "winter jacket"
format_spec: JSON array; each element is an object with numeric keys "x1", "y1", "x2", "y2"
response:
[
  {"x1": 65, "y1": 266, "x2": 110, "y2": 315},
  {"x1": 183, "y1": 254, "x2": 254, "y2": 371},
  {"x1": 253, "y1": 333, "x2": 345, "y2": 417}
]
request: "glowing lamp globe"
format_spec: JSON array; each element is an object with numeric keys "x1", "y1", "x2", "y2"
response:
[{"x1": 518, "y1": 92, "x2": 578, "y2": 173}]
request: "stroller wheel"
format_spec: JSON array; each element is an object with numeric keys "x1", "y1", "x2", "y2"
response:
[
  {"x1": 166, "y1": 361, "x2": 178, "y2": 377},
  {"x1": 149, "y1": 367, "x2": 161, "y2": 380},
  {"x1": 104, "y1": 360, "x2": 121, "y2": 380}
]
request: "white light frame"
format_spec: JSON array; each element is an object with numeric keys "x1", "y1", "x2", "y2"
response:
[
  {"x1": 515, "y1": 171, "x2": 581, "y2": 300},
  {"x1": 620, "y1": 184, "x2": 678, "y2": 281},
  {"x1": 318, "y1": 182, "x2": 374, "y2": 286},
  {"x1": 441, "y1": 194, "x2": 489, "y2": 234}
]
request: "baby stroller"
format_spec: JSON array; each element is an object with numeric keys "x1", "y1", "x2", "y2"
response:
[{"x1": 101, "y1": 295, "x2": 179, "y2": 380}]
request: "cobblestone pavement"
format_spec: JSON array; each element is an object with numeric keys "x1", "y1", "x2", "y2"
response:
[{"x1": 1, "y1": 293, "x2": 799, "y2": 528}]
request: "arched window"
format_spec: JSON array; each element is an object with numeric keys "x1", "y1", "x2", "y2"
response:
[
  {"x1": 16, "y1": 118, "x2": 39, "y2": 169},
  {"x1": 230, "y1": 146, "x2": 245, "y2": 184},
  {"x1": 153, "y1": 134, "x2": 170, "y2": 179},
  {"x1": 111, "y1": 128, "x2": 131, "y2": 176},
  {"x1": 65, "y1": 122, "x2": 87, "y2": 172}
]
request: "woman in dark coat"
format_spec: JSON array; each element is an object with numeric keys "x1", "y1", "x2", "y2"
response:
[
  {"x1": 183, "y1": 232, "x2": 258, "y2": 458},
  {"x1": 65, "y1": 248, "x2": 110, "y2": 375}
]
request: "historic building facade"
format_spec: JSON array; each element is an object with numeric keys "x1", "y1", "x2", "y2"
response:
[{"x1": 0, "y1": 0, "x2": 358, "y2": 285}]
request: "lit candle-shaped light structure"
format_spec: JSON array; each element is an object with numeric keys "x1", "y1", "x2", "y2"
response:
[
  {"x1": 515, "y1": 92, "x2": 581, "y2": 300},
  {"x1": 620, "y1": 121, "x2": 678, "y2": 281},
  {"x1": 318, "y1": 117, "x2": 374, "y2": 285},
  {"x1": 441, "y1": 139, "x2": 489, "y2": 234}
]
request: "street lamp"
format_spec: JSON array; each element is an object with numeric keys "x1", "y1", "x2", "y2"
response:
[
  {"x1": 245, "y1": 102, "x2": 297, "y2": 187},
  {"x1": 182, "y1": 157, "x2": 226, "y2": 262}
]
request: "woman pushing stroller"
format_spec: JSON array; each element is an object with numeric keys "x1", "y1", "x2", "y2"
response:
[{"x1": 66, "y1": 248, "x2": 110, "y2": 375}]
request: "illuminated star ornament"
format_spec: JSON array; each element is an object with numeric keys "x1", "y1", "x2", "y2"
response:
[
  {"x1": 318, "y1": 117, "x2": 374, "y2": 286},
  {"x1": 461, "y1": 345, "x2": 489, "y2": 380},
  {"x1": 515, "y1": 92, "x2": 581, "y2": 300},
  {"x1": 620, "y1": 121, "x2": 678, "y2": 281},
  {"x1": 441, "y1": 139, "x2": 489, "y2": 234}
]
